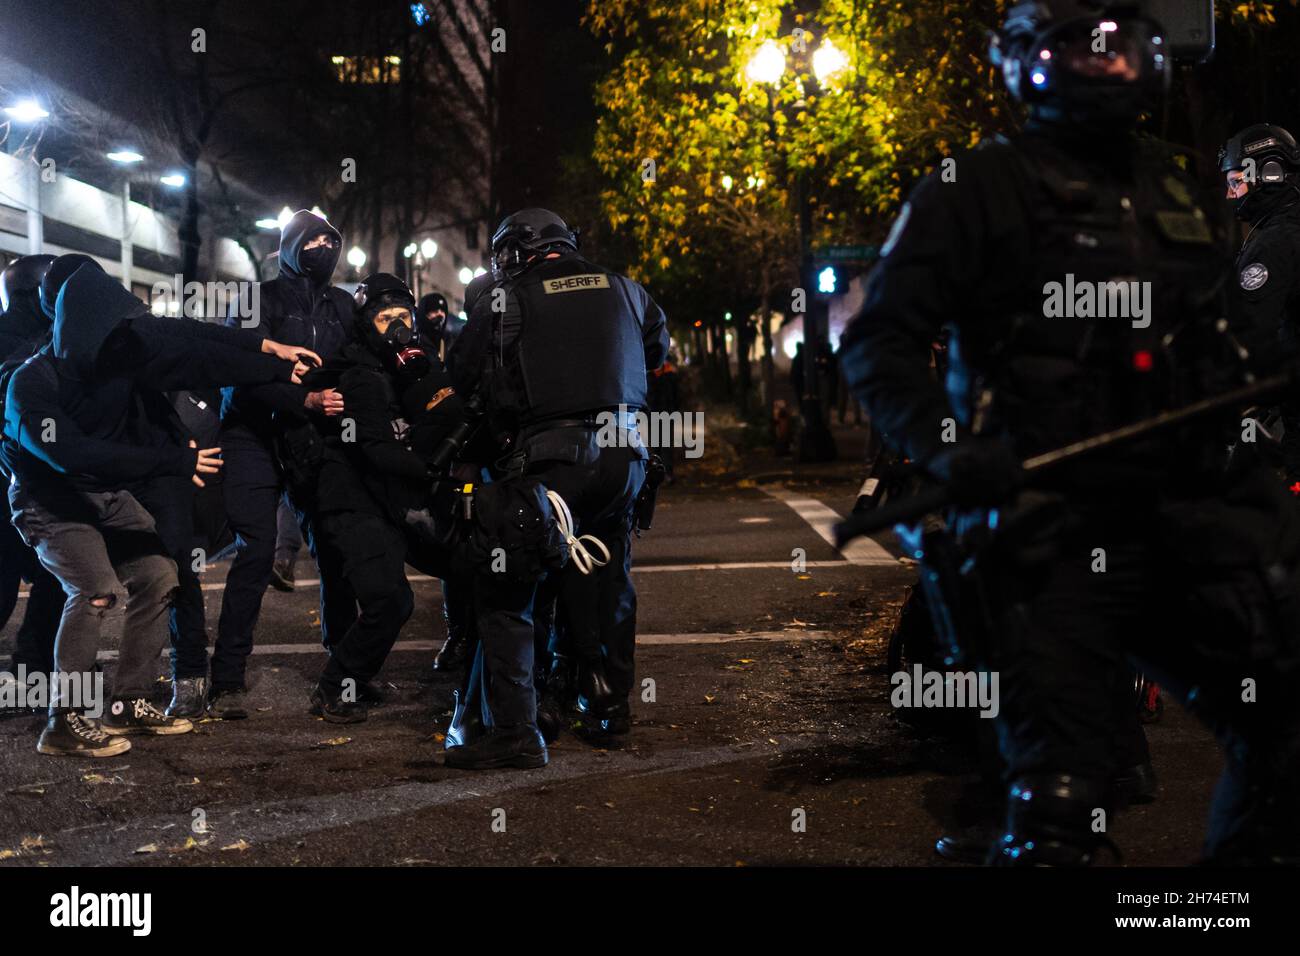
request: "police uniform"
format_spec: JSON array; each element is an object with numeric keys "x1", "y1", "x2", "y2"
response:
[
  {"x1": 1232, "y1": 200, "x2": 1300, "y2": 482},
  {"x1": 841, "y1": 119, "x2": 1300, "y2": 863},
  {"x1": 452, "y1": 247, "x2": 669, "y2": 734}
]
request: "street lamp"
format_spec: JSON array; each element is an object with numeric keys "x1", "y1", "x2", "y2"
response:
[
  {"x1": 812, "y1": 38, "x2": 849, "y2": 85},
  {"x1": 255, "y1": 217, "x2": 281, "y2": 230},
  {"x1": 346, "y1": 246, "x2": 367, "y2": 271},
  {"x1": 745, "y1": 40, "x2": 786, "y2": 85},
  {"x1": 458, "y1": 266, "x2": 474, "y2": 284},
  {"x1": 107, "y1": 150, "x2": 145, "y2": 290},
  {"x1": 3, "y1": 100, "x2": 49, "y2": 123},
  {"x1": 160, "y1": 173, "x2": 186, "y2": 188},
  {"x1": 743, "y1": 31, "x2": 847, "y2": 461},
  {"x1": 420, "y1": 238, "x2": 438, "y2": 259}
]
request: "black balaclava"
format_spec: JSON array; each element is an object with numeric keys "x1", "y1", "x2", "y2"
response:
[
  {"x1": 354, "y1": 272, "x2": 430, "y2": 382},
  {"x1": 40, "y1": 254, "x2": 102, "y2": 323},
  {"x1": 416, "y1": 292, "x2": 449, "y2": 338},
  {"x1": 279, "y1": 209, "x2": 343, "y2": 286}
]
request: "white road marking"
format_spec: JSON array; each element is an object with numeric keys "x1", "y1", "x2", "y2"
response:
[
  {"x1": 94, "y1": 629, "x2": 835, "y2": 661},
  {"x1": 759, "y1": 485, "x2": 899, "y2": 566}
]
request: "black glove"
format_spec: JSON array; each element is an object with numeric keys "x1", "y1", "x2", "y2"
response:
[{"x1": 928, "y1": 438, "x2": 1024, "y2": 508}]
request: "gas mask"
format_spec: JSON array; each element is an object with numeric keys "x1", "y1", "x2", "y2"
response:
[{"x1": 366, "y1": 306, "x2": 431, "y2": 382}]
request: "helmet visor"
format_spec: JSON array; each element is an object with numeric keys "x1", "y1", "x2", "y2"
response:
[{"x1": 1029, "y1": 18, "x2": 1166, "y2": 92}]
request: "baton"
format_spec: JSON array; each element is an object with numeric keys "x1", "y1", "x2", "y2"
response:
[{"x1": 833, "y1": 371, "x2": 1296, "y2": 547}]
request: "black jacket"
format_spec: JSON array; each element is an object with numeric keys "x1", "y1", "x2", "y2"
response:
[
  {"x1": 220, "y1": 210, "x2": 353, "y2": 435},
  {"x1": 3, "y1": 264, "x2": 291, "y2": 505},
  {"x1": 305, "y1": 339, "x2": 465, "y2": 522}
]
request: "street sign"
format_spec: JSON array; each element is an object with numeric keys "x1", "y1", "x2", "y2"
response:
[{"x1": 815, "y1": 244, "x2": 877, "y2": 262}]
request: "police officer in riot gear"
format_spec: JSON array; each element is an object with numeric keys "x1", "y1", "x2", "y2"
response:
[
  {"x1": 1220, "y1": 124, "x2": 1300, "y2": 485},
  {"x1": 449, "y1": 208, "x2": 669, "y2": 750},
  {"x1": 841, "y1": 0, "x2": 1300, "y2": 864}
]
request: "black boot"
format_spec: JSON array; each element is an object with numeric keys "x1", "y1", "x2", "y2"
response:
[
  {"x1": 1111, "y1": 759, "x2": 1158, "y2": 806},
  {"x1": 576, "y1": 659, "x2": 617, "y2": 716},
  {"x1": 444, "y1": 723, "x2": 548, "y2": 770},
  {"x1": 991, "y1": 772, "x2": 1112, "y2": 866},
  {"x1": 432, "y1": 629, "x2": 468, "y2": 673},
  {"x1": 167, "y1": 677, "x2": 210, "y2": 719},
  {"x1": 309, "y1": 683, "x2": 369, "y2": 724}
]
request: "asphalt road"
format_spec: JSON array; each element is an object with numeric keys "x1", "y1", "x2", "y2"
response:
[{"x1": 0, "y1": 445, "x2": 1223, "y2": 867}]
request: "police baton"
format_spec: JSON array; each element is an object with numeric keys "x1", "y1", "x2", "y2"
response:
[{"x1": 833, "y1": 371, "x2": 1297, "y2": 547}]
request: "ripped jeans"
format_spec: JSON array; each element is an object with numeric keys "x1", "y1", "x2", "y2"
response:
[{"x1": 9, "y1": 485, "x2": 178, "y2": 712}]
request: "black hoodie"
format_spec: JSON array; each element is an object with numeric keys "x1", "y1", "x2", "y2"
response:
[
  {"x1": 3, "y1": 264, "x2": 293, "y2": 503},
  {"x1": 220, "y1": 210, "x2": 353, "y2": 433}
]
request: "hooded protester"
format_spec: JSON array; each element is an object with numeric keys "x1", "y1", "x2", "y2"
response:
[
  {"x1": 2, "y1": 257, "x2": 315, "y2": 756},
  {"x1": 287, "y1": 272, "x2": 465, "y2": 721},
  {"x1": 0, "y1": 255, "x2": 64, "y2": 692},
  {"x1": 212, "y1": 209, "x2": 354, "y2": 719}
]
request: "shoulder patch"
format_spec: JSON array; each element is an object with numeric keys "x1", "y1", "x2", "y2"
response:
[{"x1": 1240, "y1": 262, "x2": 1270, "y2": 292}]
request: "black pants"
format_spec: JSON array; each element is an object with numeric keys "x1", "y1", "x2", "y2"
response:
[
  {"x1": 313, "y1": 510, "x2": 413, "y2": 692},
  {"x1": 0, "y1": 494, "x2": 63, "y2": 675},
  {"x1": 987, "y1": 472, "x2": 1300, "y2": 860},
  {"x1": 213, "y1": 425, "x2": 355, "y2": 689},
  {"x1": 135, "y1": 475, "x2": 209, "y2": 680},
  {"x1": 526, "y1": 432, "x2": 645, "y2": 700}
]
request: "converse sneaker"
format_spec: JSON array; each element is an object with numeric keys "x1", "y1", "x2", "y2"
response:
[
  {"x1": 101, "y1": 697, "x2": 194, "y2": 736},
  {"x1": 37, "y1": 712, "x2": 132, "y2": 757}
]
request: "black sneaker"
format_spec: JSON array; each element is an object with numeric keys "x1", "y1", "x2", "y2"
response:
[
  {"x1": 167, "y1": 677, "x2": 210, "y2": 719},
  {"x1": 309, "y1": 683, "x2": 369, "y2": 724},
  {"x1": 208, "y1": 686, "x2": 250, "y2": 720},
  {"x1": 102, "y1": 697, "x2": 194, "y2": 736},
  {"x1": 269, "y1": 560, "x2": 296, "y2": 592},
  {"x1": 37, "y1": 712, "x2": 132, "y2": 757},
  {"x1": 445, "y1": 724, "x2": 548, "y2": 770}
]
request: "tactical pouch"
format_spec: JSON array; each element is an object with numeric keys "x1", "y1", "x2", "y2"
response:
[{"x1": 456, "y1": 478, "x2": 569, "y2": 583}]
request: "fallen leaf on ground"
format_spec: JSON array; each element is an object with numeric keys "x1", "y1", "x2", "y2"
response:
[{"x1": 221, "y1": 840, "x2": 251, "y2": 852}]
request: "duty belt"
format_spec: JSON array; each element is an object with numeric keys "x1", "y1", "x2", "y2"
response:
[{"x1": 516, "y1": 408, "x2": 639, "y2": 443}]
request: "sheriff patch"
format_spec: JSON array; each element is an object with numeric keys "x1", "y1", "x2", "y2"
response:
[
  {"x1": 1240, "y1": 262, "x2": 1270, "y2": 291},
  {"x1": 542, "y1": 273, "x2": 610, "y2": 294}
]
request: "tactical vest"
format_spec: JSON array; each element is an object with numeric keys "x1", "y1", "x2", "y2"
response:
[
  {"x1": 499, "y1": 255, "x2": 649, "y2": 424},
  {"x1": 955, "y1": 135, "x2": 1231, "y2": 467}
]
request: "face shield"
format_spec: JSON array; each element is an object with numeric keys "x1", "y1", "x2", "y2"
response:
[{"x1": 1017, "y1": 16, "x2": 1168, "y2": 126}]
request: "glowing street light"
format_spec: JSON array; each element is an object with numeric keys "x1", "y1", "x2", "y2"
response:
[
  {"x1": 106, "y1": 150, "x2": 144, "y2": 164},
  {"x1": 346, "y1": 246, "x2": 367, "y2": 270},
  {"x1": 420, "y1": 238, "x2": 438, "y2": 259},
  {"x1": 277, "y1": 206, "x2": 294, "y2": 229},
  {"x1": 812, "y1": 39, "x2": 849, "y2": 85},
  {"x1": 4, "y1": 100, "x2": 49, "y2": 123},
  {"x1": 403, "y1": 242, "x2": 418, "y2": 259},
  {"x1": 745, "y1": 40, "x2": 786, "y2": 85},
  {"x1": 458, "y1": 267, "x2": 474, "y2": 284},
  {"x1": 255, "y1": 217, "x2": 281, "y2": 230},
  {"x1": 160, "y1": 173, "x2": 186, "y2": 188}
]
